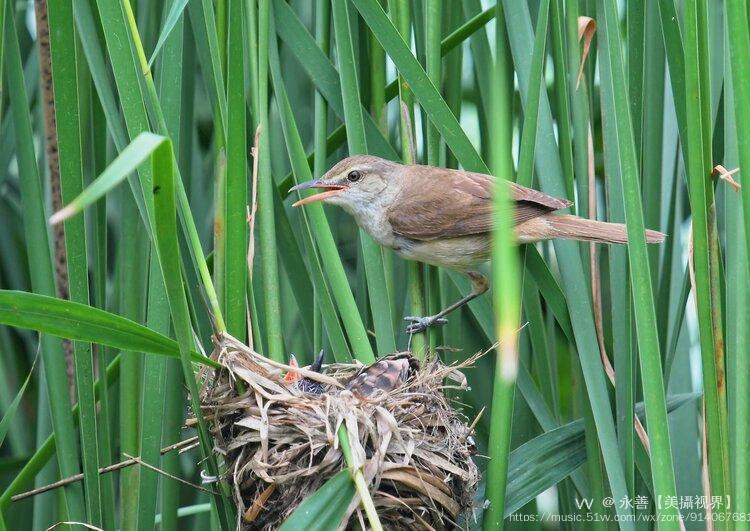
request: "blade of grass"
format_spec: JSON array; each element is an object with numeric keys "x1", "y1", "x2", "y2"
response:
[
  {"x1": 0, "y1": 355, "x2": 122, "y2": 510},
  {"x1": 351, "y1": 0, "x2": 484, "y2": 171},
  {"x1": 114, "y1": 181, "x2": 148, "y2": 531},
  {"x1": 150, "y1": 138, "x2": 234, "y2": 528},
  {"x1": 313, "y1": 0, "x2": 332, "y2": 354},
  {"x1": 658, "y1": 0, "x2": 688, "y2": 163},
  {"x1": 548, "y1": 0, "x2": 575, "y2": 200},
  {"x1": 222, "y1": 0, "x2": 247, "y2": 341},
  {"x1": 423, "y1": 0, "x2": 442, "y2": 351},
  {"x1": 273, "y1": 0, "x2": 397, "y2": 162},
  {"x1": 462, "y1": 0, "x2": 493, "y2": 139},
  {"x1": 683, "y1": 0, "x2": 730, "y2": 513},
  {"x1": 278, "y1": 470, "x2": 355, "y2": 530},
  {"x1": 50, "y1": 133, "x2": 171, "y2": 224},
  {"x1": 147, "y1": 0, "x2": 189, "y2": 66},
  {"x1": 273, "y1": 0, "x2": 495, "y2": 199},
  {"x1": 77, "y1": 0, "x2": 227, "y2": 334},
  {"x1": 135, "y1": 259, "x2": 170, "y2": 531},
  {"x1": 47, "y1": 0, "x2": 102, "y2": 523},
  {"x1": 641, "y1": 0, "x2": 666, "y2": 279},
  {"x1": 187, "y1": 0, "x2": 226, "y2": 136},
  {"x1": 726, "y1": 0, "x2": 750, "y2": 522},
  {"x1": 0, "y1": 291, "x2": 217, "y2": 366},
  {"x1": 723, "y1": 43, "x2": 750, "y2": 531},
  {"x1": 501, "y1": 2, "x2": 633, "y2": 523},
  {"x1": 331, "y1": 0, "x2": 396, "y2": 354},
  {"x1": 2, "y1": 4, "x2": 86, "y2": 521},
  {"x1": 140, "y1": 22, "x2": 189, "y2": 524},
  {"x1": 597, "y1": 0, "x2": 679, "y2": 526},
  {"x1": 0, "y1": 352, "x2": 37, "y2": 448},
  {"x1": 483, "y1": 4, "x2": 521, "y2": 527},
  {"x1": 256, "y1": 0, "x2": 283, "y2": 361},
  {"x1": 601, "y1": 72, "x2": 639, "y2": 512},
  {"x1": 268, "y1": 31, "x2": 359, "y2": 362},
  {"x1": 336, "y1": 425, "x2": 383, "y2": 530},
  {"x1": 388, "y1": 0, "x2": 426, "y2": 355}
]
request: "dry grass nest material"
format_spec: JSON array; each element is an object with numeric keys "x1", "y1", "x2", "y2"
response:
[{"x1": 201, "y1": 334, "x2": 480, "y2": 530}]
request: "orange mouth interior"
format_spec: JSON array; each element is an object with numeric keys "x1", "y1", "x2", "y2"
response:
[{"x1": 292, "y1": 186, "x2": 346, "y2": 207}]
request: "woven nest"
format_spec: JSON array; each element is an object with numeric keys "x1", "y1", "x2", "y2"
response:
[{"x1": 201, "y1": 334, "x2": 480, "y2": 530}]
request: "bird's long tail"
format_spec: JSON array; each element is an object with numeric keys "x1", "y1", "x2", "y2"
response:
[{"x1": 534, "y1": 214, "x2": 665, "y2": 244}]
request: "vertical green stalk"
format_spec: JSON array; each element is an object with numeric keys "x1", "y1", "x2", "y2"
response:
[
  {"x1": 442, "y1": 6, "x2": 463, "y2": 167},
  {"x1": 91, "y1": 1, "x2": 234, "y2": 524},
  {"x1": 483, "y1": 4, "x2": 519, "y2": 528},
  {"x1": 0, "y1": 0, "x2": 4, "y2": 130},
  {"x1": 117, "y1": 190, "x2": 148, "y2": 531},
  {"x1": 246, "y1": 0, "x2": 259, "y2": 120},
  {"x1": 595, "y1": 2, "x2": 637, "y2": 499},
  {"x1": 153, "y1": 5, "x2": 186, "y2": 528},
  {"x1": 684, "y1": 0, "x2": 730, "y2": 515},
  {"x1": 269, "y1": 29, "x2": 354, "y2": 363},
  {"x1": 257, "y1": 0, "x2": 284, "y2": 361},
  {"x1": 2, "y1": 2, "x2": 86, "y2": 522},
  {"x1": 88, "y1": 75, "x2": 117, "y2": 531},
  {"x1": 89, "y1": 0, "x2": 227, "y2": 336},
  {"x1": 548, "y1": 0, "x2": 575, "y2": 200},
  {"x1": 424, "y1": 0, "x2": 442, "y2": 351},
  {"x1": 135, "y1": 259, "x2": 169, "y2": 531},
  {"x1": 244, "y1": 0, "x2": 265, "y2": 355},
  {"x1": 726, "y1": 0, "x2": 750, "y2": 523},
  {"x1": 598, "y1": 0, "x2": 679, "y2": 526},
  {"x1": 314, "y1": 0, "x2": 331, "y2": 354},
  {"x1": 424, "y1": 0, "x2": 441, "y2": 167},
  {"x1": 135, "y1": 14, "x2": 191, "y2": 530},
  {"x1": 150, "y1": 139, "x2": 234, "y2": 529},
  {"x1": 216, "y1": 0, "x2": 227, "y2": 77},
  {"x1": 369, "y1": 0, "x2": 396, "y2": 339},
  {"x1": 369, "y1": 0, "x2": 386, "y2": 134},
  {"x1": 332, "y1": 0, "x2": 396, "y2": 355},
  {"x1": 626, "y1": 0, "x2": 644, "y2": 152},
  {"x1": 47, "y1": 0, "x2": 102, "y2": 525},
  {"x1": 223, "y1": 0, "x2": 248, "y2": 341},
  {"x1": 723, "y1": 40, "x2": 749, "y2": 531},
  {"x1": 515, "y1": 0, "x2": 549, "y2": 189},
  {"x1": 388, "y1": 0, "x2": 426, "y2": 355},
  {"x1": 640, "y1": 0, "x2": 665, "y2": 280}
]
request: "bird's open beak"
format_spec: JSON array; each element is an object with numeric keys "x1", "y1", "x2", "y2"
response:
[{"x1": 288, "y1": 180, "x2": 347, "y2": 207}]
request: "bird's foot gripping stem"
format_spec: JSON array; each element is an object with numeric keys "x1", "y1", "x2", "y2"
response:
[
  {"x1": 403, "y1": 315, "x2": 449, "y2": 334},
  {"x1": 402, "y1": 271, "x2": 489, "y2": 335}
]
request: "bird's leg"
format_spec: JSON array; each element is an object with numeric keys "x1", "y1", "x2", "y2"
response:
[{"x1": 404, "y1": 271, "x2": 489, "y2": 334}]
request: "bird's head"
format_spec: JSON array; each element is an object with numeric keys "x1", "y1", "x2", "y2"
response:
[{"x1": 289, "y1": 155, "x2": 399, "y2": 209}]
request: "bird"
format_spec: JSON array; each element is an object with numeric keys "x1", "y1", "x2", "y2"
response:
[
  {"x1": 284, "y1": 350, "x2": 327, "y2": 395},
  {"x1": 289, "y1": 154, "x2": 665, "y2": 334},
  {"x1": 345, "y1": 353, "x2": 419, "y2": 397}
]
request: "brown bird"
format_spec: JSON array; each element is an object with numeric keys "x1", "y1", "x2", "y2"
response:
[
  {"x1": 345, "y1": 353, "x2": 419, "y2": 397},
  {"x1": 289, "y1": 155, "x2": 664, "y2": 333},
  {"x1": 284, "y1": 351, "x2": 327, "y2": 395}
]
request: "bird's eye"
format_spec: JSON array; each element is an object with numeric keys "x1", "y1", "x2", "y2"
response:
[{"x1": 347, "y1": 170, "x2": 362, "y2": 182}]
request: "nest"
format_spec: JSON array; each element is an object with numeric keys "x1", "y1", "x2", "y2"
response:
[{"x1": 201, "y1": 334, "x2": 480, "y2": 530}]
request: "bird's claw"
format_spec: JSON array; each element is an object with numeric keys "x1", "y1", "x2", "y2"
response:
[{"x1": 403, "y1": 315, "x2": 448, "y2": 334}]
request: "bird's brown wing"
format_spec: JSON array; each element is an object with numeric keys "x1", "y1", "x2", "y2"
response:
[
  {"x1": 387, "y1": 166, "x2": 572, "y2": 241},
  {"x1": 346, "y1": 354, "x2": 419, "y2": 397}
]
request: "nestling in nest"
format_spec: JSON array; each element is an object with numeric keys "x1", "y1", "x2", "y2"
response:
[{"x1": 201, "y1": 334, "x2": 480, "y2": 530}]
